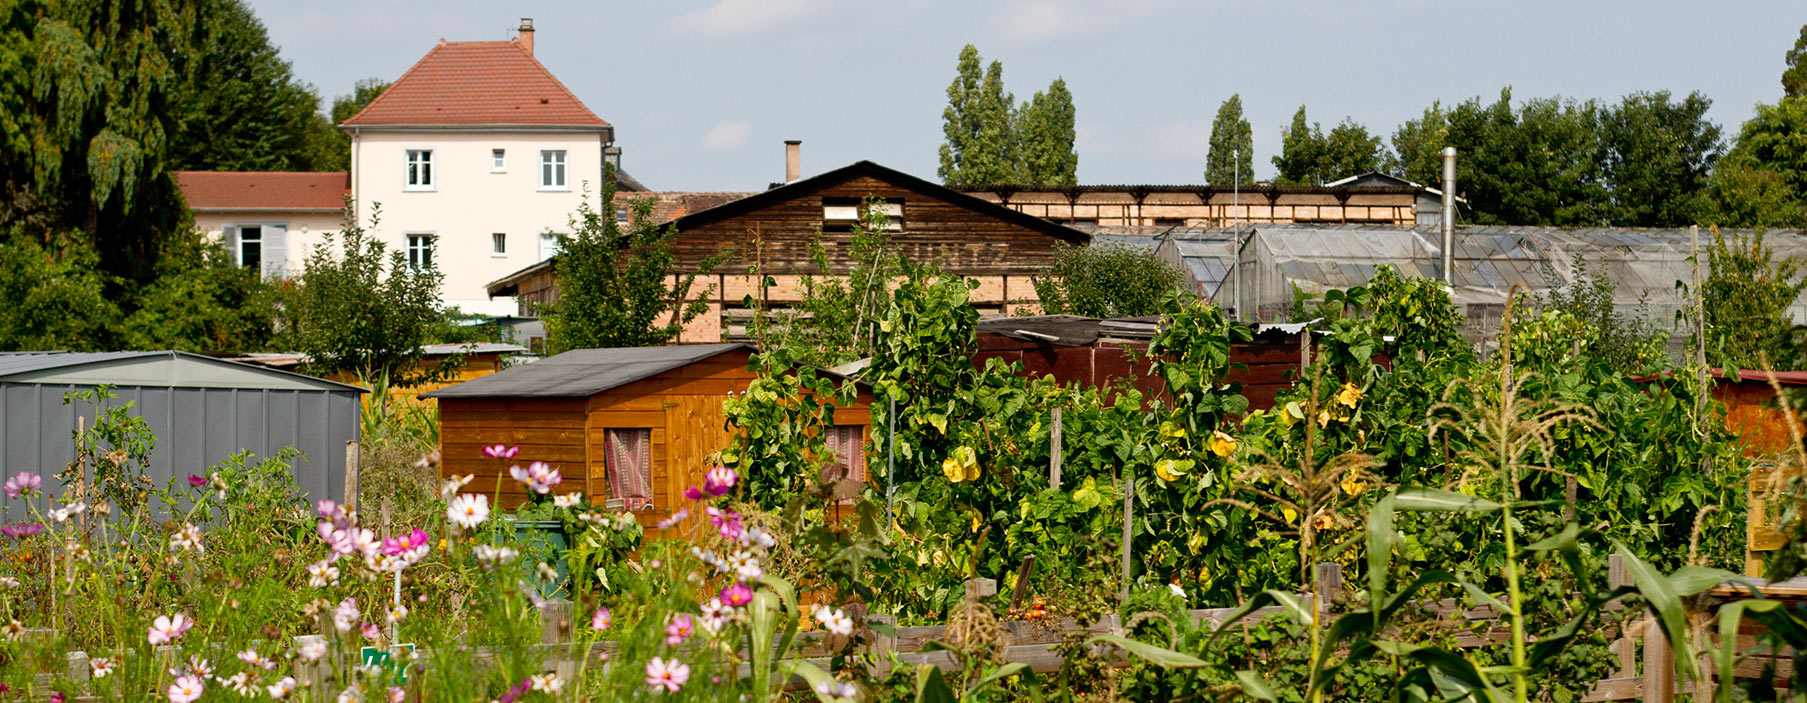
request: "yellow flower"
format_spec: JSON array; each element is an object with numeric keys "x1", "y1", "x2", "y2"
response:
[
  {"x1": 1282, "y1": 506, "x2": 1299, "y2": 523},
  {"x1": 1336, "y1": 382, "x2": 1362, "y2": 409},
  {"x1": 1341, "y1": 474, "x2": 1366, "y2": 496},
  {"x1": 1209, "y1": 430, "x2": 1237, "y2": 458},
  {"x1": 1317, "y1": 410, "x2": 1332, "y2": 428},
  {"x1": 944, "y1": 446, "x2": 978, "y2": 483},
  {"x1": 1154, "y1": 460, "x2": 1182, "y2": 483},
  {"x1": 1159, "y1": 422, "x2": 1187, "y2": 439},
  {"x1": 942, "y1": 457, "x2": 965, "y2": 483}
]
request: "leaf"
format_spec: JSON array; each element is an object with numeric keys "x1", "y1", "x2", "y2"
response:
[
  {"x1": 1089, "y1": 634, "x2": 1208, "y2": 668},
  {"x1": 1525, "y1": 522, "x2": 1578, "y2": 551},
  {"x1": 1234, "y1": 670, "x2": 1279, "y2": 702},
  {"x1": 1368, "y1": 492, "x2": 1395, "y2": 614},
  {"x1": 1395, "y1": 486, "x2": 1502, "y2": 513},
  {"x1": 1666, "y1": 565, "x2": 1746, "y2": 597},
  {"x1": 915, "y1": 664, "x2": 958, "y2": 703},
  {"x1": 969, "y1": 662, "x2": 1030, "y2": 693},
  {"x1": 785, "y1": 661, "x2": 839, "y2": 703}
]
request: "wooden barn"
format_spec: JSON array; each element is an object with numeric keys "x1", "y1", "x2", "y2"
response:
[{"x1": 421, "y1": 343, "x2": 872, "y2": 525}]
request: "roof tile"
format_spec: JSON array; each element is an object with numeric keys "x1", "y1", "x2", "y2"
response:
[
  {"x1": 173, "y1": 171, "x2": 350, "y2": 211},
  {"x1": 341, "y1": 40, "x2": 607, "y2": 128}
]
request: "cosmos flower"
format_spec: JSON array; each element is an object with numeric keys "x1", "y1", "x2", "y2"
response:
[
  {"x1": 3, "y1": 472, "x2": 39, "y2": 498},
  {"x1": 474, "y1": 545, "x2": 518, "y2": 568},
  {"x1": 644, "y1": 657, "x2": 690, "y2": 693},
  {"x1": 89, "y1": 657, "x2": 115, "y2": 678},
  {"x1": 448, "y1": 494, "x2": 490, "y2": 529},
  {"x1": 508, "y1": 462, "x2": 562, "y2": 494},
  {"x1": 655, "y1": 509, "x2": 689, "y2": 529},
  {"x1": 297, "y1": 640, "x2": 326, "y2": 663},
  {"x1": 186, "y1": 474, "x2": 208, "y2": 488},
  {"x1": 664, "y1": 614, "x2": 694, "y2": 646},
  {"x1": 814, "y1": 605, "x2": 853, "y2": 636},
  {"x1": 267, "y1": 677, "x2": 298, "y2": 699},
  {"x1": 333, "y1": 598, "x2": 359, "y2": 633},
  {"x1": 720, "y1": 582, "x2": 753, "y2": 608},
  {"x1": 591, "y1": 607, "x2": 612, "y2": 631},
  {"x1": 238, "y1": 648, "x2": 276, "y2": 670},
  {"x1": 148, "y1": 613, "x2": 194, "y2": 645},
  {"x1": 168, "y1": 675, "x2": 205, "y2": 703},
  {"x1": 529, "y1": 673, "x2": 564, "y2": 694},
  {"x1": 0, "y1": 523, "x2": 43, "y2": 539},
  {"x1": 170, "y1": 524, "x2": 205, "y2": 554},
  {"x1": 553, "y1": 492, "x2": 582, "y2": 508},
  {"x1": 482, "y1": 444, "x2": 520, "y2": 460}
]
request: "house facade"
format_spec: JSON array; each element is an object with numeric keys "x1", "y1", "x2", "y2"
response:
[
  {"x1": 487, "y1": 160, "x2": 1094, "y2": 346},
  {"x1": 172, "y1": 171, "x2": 349, "y2": 281},
  {"x1": 338, "y1": 20, "x2": 613, "y2": 316}
]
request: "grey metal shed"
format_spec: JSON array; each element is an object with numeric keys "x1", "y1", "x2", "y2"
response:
[{"x1": 0, "y1": 351, "x2": 362, "y2": 515}]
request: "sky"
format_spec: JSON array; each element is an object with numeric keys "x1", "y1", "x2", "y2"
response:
[{"x1": 247, "y1": 0, "x2": 1805, "y2": 191}]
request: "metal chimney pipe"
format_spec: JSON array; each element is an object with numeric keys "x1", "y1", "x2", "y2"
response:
[
  {"x1": 784, "y1": 140, "x2": 801, "y2": 182},
  {"x1": 1440, "y1": 147, "x2": 1457, "y2": 285}
]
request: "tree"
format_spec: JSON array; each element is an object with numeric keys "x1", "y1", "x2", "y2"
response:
[
  {"x1": 1015, "y1": 78, "x2": 1078, "y2": 186},
  {"x1": 1444, "y1": 88, "x2": 1606, "y2": 226},
  {"x1": 1272, "y1": 106, "x2": 1325, "y2": 186},
  {"x1": 937, "y1": 45, "x2": 1017, "y2": 184},
  {"x1": 0, "y1": 231, "x2": 121, "y2": 351},
  {"x1": 1321, "y1": 119, "x2": 1384, "y2": 183},
  {"x1": 1204, "y1": 94, "x2": 1253, "y2": 186},
  {"x1": 1386, "y1": 102, "x2": 1449, "y2": 185},
  {"x1": 305, "y1": 78, "x2": 388, "y2": 172},
  {"x1": 165, "y1": 0, "x2": 326, "y2": 172},
  {"x1": 0, "y1": 0, "x2": 191, "y2": 284},
  {"x1": 1708, "y1": 96, "x2": 1807, "y2": 227},
  {"x1": 287, "y1": 204, "x2": 444, "y2": 383},
  {"x1": 1596, "y1": 91, "x2": 1722, "y2": 227},
  {"x1": 1702, "y1": 228, "x2": 1807, "y2": 370},
  {"x1": 539, "y1": 169, "x2": 723, "y2": 352},
  {"x1": 122, "y1": 232, "x2": 280, "y2": 353},
  {"x1": 1031, "y1": 243, "x2": 1189, "y2": 318},
  {"x1": 1785, "y1": 24, "x2": 1807, "y2": 98},
  {"x1": 758, "y1": 198, "x2": 907, "y2": 367}
]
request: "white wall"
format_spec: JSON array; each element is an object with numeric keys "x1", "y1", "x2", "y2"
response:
[
  {"x1": 350, "y1": 130, "x2": 606, "y2": 315},
  {"x1": 192, "y1": 211, "x2": 343, "y2": 281}
]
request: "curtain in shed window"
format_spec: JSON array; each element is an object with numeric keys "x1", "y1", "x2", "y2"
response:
[
  {"x1": 605, "y1": 428, "x2": 652, "y2": 510},
  {"x1": 827, "y1": 425, "x2": 866, "y2": 484}
]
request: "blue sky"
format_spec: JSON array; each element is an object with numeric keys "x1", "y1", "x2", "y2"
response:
[{"x1": 248, "y1": 0, "x2": 1804, "y2": 191}]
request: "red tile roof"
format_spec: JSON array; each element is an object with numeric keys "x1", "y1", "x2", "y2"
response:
[
  {"x1": 340, "y1": 40, "x2": 607, "y2": 129},
  {"x1": 173, "y1": 171, "x2": 350, "y2": 212}
]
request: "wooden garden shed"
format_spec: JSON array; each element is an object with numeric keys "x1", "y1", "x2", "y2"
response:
[{"x1": 422, "y1": 344, "x2": 872, "y2": 524}]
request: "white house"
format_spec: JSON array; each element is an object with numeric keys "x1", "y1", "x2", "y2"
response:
[
  {"x1": 337, "y1": 19, "x2": 613, "y2": 315},
  {"x1": 173, "y1": 170, "x2": 349, "y2": 281}
]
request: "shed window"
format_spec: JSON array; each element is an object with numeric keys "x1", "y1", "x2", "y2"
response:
[
  {"x1": 605, "y1": 428, "x2": 653, "y2": 511},
  {"x1": 826, "y1": 425, "x2": 866, "y2": 485},
  {"x1": 822, "y1": 197, "x2": 903, "y2": 232}
]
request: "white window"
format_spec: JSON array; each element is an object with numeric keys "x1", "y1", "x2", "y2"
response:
[
  {"x1": 406, "y1": 150, "x2": 433, "y2": 189},
  {"x1": 822, "y1": 198, "x2": 903, "y2": 232},
  {"x1": 540, "y1": 150, "x2": 567, "y2": 190},
  {"x1": 540, "y1": 232, "x2": 561, "y2": 260},
  {"x1": 491, "y1": 149, "x2": 506, "y2": 172},
  {"x1": 236, "y1": 225, "x2": 263, "y2": 271},
  {"x1": 407, "y1": 234, "x2": 435, "y2": 270},
  {"x1": 492, "y1": 233, "x2": 507, "y2": 256}
]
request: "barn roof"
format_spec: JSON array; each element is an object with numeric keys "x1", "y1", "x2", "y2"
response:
[
  {"x1": 0, "y1": 351, "x2": 363, "y2": 392},
  {"x1": 421, "y1": 343, "x2": 752, "y2": 399}
]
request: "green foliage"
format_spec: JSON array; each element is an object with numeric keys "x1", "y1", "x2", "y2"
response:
[
  {"x1": 1204, "y1": 94, "x2": 1254, "y2": 186},
  {"x1": 1444, "y1": 88, "x2": 1607, "y2": 226},
  {"x1": 539, "y1": 170, "x2": 723, "y2": 353},
  {"x1": 1385, "y1": 102, "x2": 1449, "y2": 185},
  {"x1": 1540, "y1": 259, "x2": 1668, "y2": 373},
  {"x1": 165, "y1": 0, "x2": 328, "y2": 172},
  {"x1": 758, "y1": 198, "x2": 906, "y2": 367},
  {"x1": 1598, "y1": 91, "x2": 1723, "y2": 227},
  {"x1": 1703, "y1": 227, "x2": 1807, "y2": 370},
  {"x1": 1785, "y1": 24, "x2": 1807, "y2": 98},
  {"x1": 306, "y1": 78, "x2": 388, "y2": 172},
  {"x1": 1031, "y1": 242, "x2": 1189, "y2": 318},
  {"x1": 938, "y1": 45, "x2": 1018, "y2": 185},
  {"x1": 287, "y1": 204, "x2": 444, "y2": 382},
  {"x1": 1708, "y1": 96, "x2": 1807, "y2": 228},
  {"x1": 1272, "y1": 107, "x2": 1383, "y2": 186},
  {"x1": 0, "y1": 231, "x2": 121, "y2": 350},
  {"x1": 1015, "y1": 78, "x2": 1078, "y2": 186},
  {"x1": 122, "y1": 231, "x2": 281, "y2": 352}
]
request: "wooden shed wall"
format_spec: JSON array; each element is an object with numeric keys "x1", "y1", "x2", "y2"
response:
[{"x1": 438, "y1": 396, "x2": 589, "y2": 506}]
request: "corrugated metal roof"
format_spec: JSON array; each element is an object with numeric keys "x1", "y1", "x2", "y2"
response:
[
  {"x1": 421, "y1": 343, "x2": 752, "y2": 399},
  {"x1": 0, "y1": 351, "x2": 363, "y2": 392}
]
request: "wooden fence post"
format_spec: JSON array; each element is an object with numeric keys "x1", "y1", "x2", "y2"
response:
[
  {"x1": 344, "y1": 440, "x2": 360, "y2": 511},
  {"x1": 1049, "y1": 407, "x2": 1063, "y2": 490},
  {"x1": 1643, "y1": 618, "x2": 1675, "y2": 703},
  {"x1": 1009, "y1": 555, "x2": 1038, "y2": 612},
  {"x1": 1313, "y1": 563, "x2": 1344, "y2": 615},
  {"x1": 540, "y1": 598, "x2": 576, "y2": 681},
  {"x1": 1608, "y1": 554, "x2": 1636, "y2": 680},
  {"x1": 864, "y1": 614, "x2": 898, "y2": 680}
]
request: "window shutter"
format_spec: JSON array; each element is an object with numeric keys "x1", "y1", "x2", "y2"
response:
[
  {"x1": 262, "y1": 225, "x2": 288, "y2": 279},
  {"x1": 222, "y1": 226, "x2": 239, "y2": 265}
]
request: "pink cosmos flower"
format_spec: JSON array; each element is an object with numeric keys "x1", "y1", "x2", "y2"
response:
[
  {"x1": 720, "y1": 582, "x2": 753, "y2": 608},
  {"x1": 333, "y1": 598, "x2": 358, "y2": 633},
  {"x1": 148, "y1": 613, "x2": 194, "y2": 645},
  {"x1": 482, "y1": 444, "x2": 520, "y2": 459},
  {"x1": 706, "y1": 507, "x2": 744, "y2": 541},
  {"x1": 186, "y1": 474, "x2": 207, "y2": 488},
  {"x1": 590, "y1": 607, "x2": 611, "y2": 631},
  {"x1": 388, "y1": 687, "x2": 405, "y2": 703},
  {"x1": 682, "y1": 485, "x2": 709, "y2": 501},
  {"x1": 3, "y1": 473, "x2": 40, "y2": 498},
  {"x1": 655, "y1": 509, "x2": 689, "y2": 529},
  {"x1": 703, "y1": 466, "x2": 738, "y2": 496},
  {"x1": 664, "y1": 614, "x2": 694, "y2": 645},
  {"x1": 644, "y1": 657, "x2": 690, "y2": 693},
  {"x1": 168, "y1": 675, "x2": 204, "y2": 703},
  {"x1": 506, "y1": 461, "x2": 563, "y2": 494},
  {"x1": 0, "y1": 523, "x2": 43, "y2": 539},
  {"x1": 360, "y1": 622, "x2": 380, "y2": 641},
  {"x1": 49, "y1": 692, "x2": 65, "y2": 703},
  {"x1": 316, "y1": 499, "x2": 346, "y2": 521}
]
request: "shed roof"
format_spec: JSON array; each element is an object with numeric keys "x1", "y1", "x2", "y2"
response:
[
  {"x1": 421, "y1": 343, "x2": 752, "y2": 399},
  {"x1": 0, "y1": 351, "x2": 363, "y2": 392},
  {"x1": 339, "y1": 40, "x2": 608, "y2": 130}
]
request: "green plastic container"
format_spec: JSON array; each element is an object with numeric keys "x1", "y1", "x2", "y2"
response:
[{"x1": 506, "y1": 518, "x2": 570, "y2": 598}]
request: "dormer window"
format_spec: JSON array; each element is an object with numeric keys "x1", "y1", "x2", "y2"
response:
[{"x1": 406, "y1": 150, "x2": 434, "y2": 189}]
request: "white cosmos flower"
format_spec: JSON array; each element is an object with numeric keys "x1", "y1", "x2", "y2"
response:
[
  {"x1": 447, "y1": 494, "x2": 489, "y2": 529},
  {"x1": 553, "y1": 492, "x2": 582, "y2": 508}
]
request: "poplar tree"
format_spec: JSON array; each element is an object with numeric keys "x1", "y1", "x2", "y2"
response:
[
  {"x1": 1272, "y1": 106, "x2": 1324, "y2": 185},
  {"x1": 1386, "y1": 102, "x2": 1449, "y2": 185},
  {"x1": 1321, "y1": 119, "x2": 1384, "y2": 181},
  {"x1": 1205, "y1": 94, "x2": 1254, "y2": 186},
  {"x1": 938, "y1": 45, "x2": 1018, "y2": 184},
  {"x1": 1785, "y1": 24, "x2": 1807, "y2": 98},
  {"x1": 1016, "y1": 78, "x2": 1078, "y2": 186}
]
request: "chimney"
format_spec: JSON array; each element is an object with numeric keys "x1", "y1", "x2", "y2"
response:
[
  {"x1": 518, "y1": 18, "x2": 534, "y2": 55},
  {"x1": 784, "y1": 140, "x2": 801, "y2": 183},
  {"x1": 1441, "y1": 147, "x2": 1457, "y2": 285}
]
